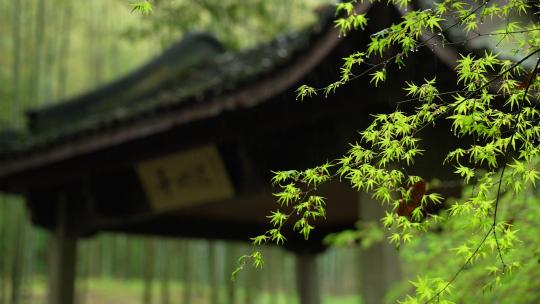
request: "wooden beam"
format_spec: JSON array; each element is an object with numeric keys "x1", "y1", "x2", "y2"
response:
[
  {"x1": 358, "y1": 192, "x2": 401, "y2": 304},
  {"x1": 48, "y1": 196, "x2": 77, "y2": 304},
  {"x1": 296, "y1": 252, "x2": 321, "y2": 304}
]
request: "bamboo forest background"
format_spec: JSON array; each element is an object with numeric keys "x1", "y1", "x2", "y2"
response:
[{"x1": 0, "y1": 0, "x2": 363, "y2": 303}]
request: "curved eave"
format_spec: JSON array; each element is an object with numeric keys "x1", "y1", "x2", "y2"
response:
[{"x1": 0, "y1": 2, "x2": 373, "y2": 180}]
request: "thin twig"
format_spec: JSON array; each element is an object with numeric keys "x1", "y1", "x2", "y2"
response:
[
  {"x1": 424, "y1": 51, "x2": 540, "y2": 304},
  {"x1": 491, "y1": 56, "x2": 540, "y2": 271},
  {"x1": 424, "y1": 226, "x2": 494, "y2": 303}
]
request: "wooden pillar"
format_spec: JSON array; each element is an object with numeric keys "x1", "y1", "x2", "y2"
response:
[
  {"x1": 295, "y1": 252, "x2": 320, "y2": 304},
  {"x1": 358, "y1": 193, "x2": 401, "y2": 304},
  {"x1": 49, "y1": 196, "x2": 77, "y2": 304}
]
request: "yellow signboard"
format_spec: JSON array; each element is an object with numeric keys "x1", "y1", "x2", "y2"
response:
[{"x1": 136, "y1": 145, "x2": 234, "y2": 212}]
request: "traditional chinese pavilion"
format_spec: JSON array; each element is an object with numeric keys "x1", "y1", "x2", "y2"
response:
[{"x1": 0, "y1": 2, "x2": 463, "y2": 304}]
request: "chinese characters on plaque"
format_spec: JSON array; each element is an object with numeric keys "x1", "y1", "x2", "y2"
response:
[{"x1": 136, "y1": 145, "x2": 234, "y2": 212}]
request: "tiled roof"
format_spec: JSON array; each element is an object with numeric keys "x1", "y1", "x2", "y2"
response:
[{"x1": 3, "y1": 9, "x2": 333, "y2": 155}]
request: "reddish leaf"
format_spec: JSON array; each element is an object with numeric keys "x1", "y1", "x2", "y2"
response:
[
  {"x1": 516, "y1": 68, "x2": 540, "y2": 89},
  {"x1": 397, "y1": 180, "x2": 426, "y2": 217}
]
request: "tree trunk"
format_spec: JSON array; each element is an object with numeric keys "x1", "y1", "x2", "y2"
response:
[
  {"x1": 160, "y1": 241, "x2": 171, "y2": 304},
  {"x1": 9, "y1": 209, "x2": 25, "y2": 304},
  {"x1": 244, "y1": 265, "x2": 259, "y2": 304},
  {"x1": 143, "y1": 239, "x2": 155, "y2": 304},
  {"x1": 56, "y1": 0, "x2": 72, "y2": 98},
  {"x1": 11, "y1": 0, "x2": 22, "y2": 127},
  {"x1": 182, "y1": 241, "x2": 192, "y2": 304},
  {"x1": 76, "y1": 241, "x2": 90, "y2": 304},
  {"x1": 208, "y1": 241, "x2": 219, "y2": 304},
  {"x1": 267, "y1": 249, "x2": 280, "y2": 304},
  {"x1": 0, "y1": 198, "x2": 6, "y2": 304},
  {"x1": 33, "y1": 0, "x2": 46, "y2": 102},
  {"x1": 225, "y1": 244, "x2": 238, "y2": 304},
  {"x1": 90, "y1": 238, "x2": 102, "y2": 278},
  {"x1": 21, "y1": 219, "x2": 34, "y2": 304},
  {"x1": 89, "y1": 0, "x2": 104, "y2": 86},
  {"x1": 42, "y1": 0, "x2": 60, "y2": 102}
]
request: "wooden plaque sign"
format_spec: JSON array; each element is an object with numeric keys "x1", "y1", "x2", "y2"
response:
[{"x1": 136, "y1": 145, "x2": 234, "y2": 212}]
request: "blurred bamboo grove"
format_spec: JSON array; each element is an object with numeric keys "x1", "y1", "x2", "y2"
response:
[
  {"x1": 0, "y1": 197, "x2": 364, "y2": 303},
  {"x1": 0, "y1": 0, "x2": 363, "y2": 303},
  {"x1": 0, "y1": 200, "x2": 363, "y2": 304}
]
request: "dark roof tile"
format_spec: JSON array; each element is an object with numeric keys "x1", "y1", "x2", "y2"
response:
[{"x1": 1, "y1": 7, "x2": 335, "y2": 155}]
